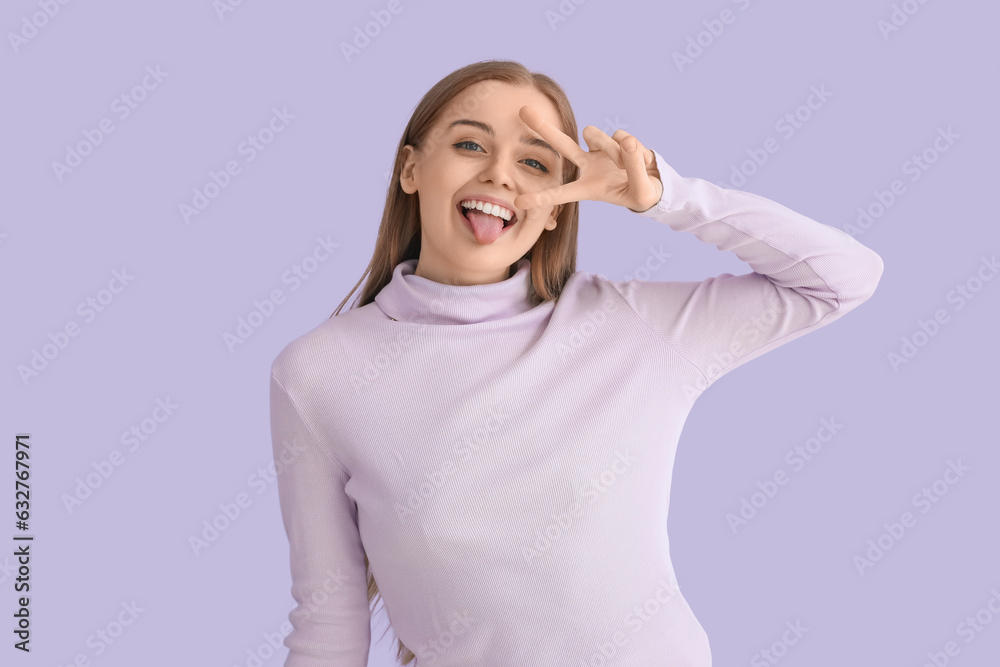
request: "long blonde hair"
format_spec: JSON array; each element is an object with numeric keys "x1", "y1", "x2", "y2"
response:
[{"x1": 338, "y1": 60, "x2": 581, "y2": 664}]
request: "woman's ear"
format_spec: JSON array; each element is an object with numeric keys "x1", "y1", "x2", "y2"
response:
[
  {"x1": 544, "y1": 204, "x2": 562, "y2": 231},
  {"x1": 399, "y1": 145, "x2": 418, "y2": 194}
]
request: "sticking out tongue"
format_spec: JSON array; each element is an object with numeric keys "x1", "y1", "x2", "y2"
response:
[{"x1": 465, "y1": 209, "x2": 505, "y2": 244}]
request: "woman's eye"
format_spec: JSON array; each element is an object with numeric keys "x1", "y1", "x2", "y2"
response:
[
  {"x1": 454, "y1": 141, "x2": 549, "y2": 174},
  {"x1": 523, "y1": 158, "x2": 549, "y2": 173}
]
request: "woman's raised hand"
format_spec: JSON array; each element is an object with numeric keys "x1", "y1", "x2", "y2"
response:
[{"x1": 512, "y1": 105, "x2": 663, "y2": 214}]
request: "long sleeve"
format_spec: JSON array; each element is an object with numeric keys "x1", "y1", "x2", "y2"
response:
[
  {"x1": 270, "y1": 369, "x2": 371, "y2": 666},
  {"x1": 609, "y1": 148, "x2": 884, "y2": 393}
]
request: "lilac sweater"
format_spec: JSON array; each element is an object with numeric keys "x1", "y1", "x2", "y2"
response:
[{"x1": 269, "y1": 149, "x2": 884, "y2": 666}]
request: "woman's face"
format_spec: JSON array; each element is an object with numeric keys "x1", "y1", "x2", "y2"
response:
[{"x1": 400, "y1": 80, "x2": 566, "y2": 286}]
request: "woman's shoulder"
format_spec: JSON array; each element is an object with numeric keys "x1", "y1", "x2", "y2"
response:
[
  {"x1": 558, "y1": 267, "x2": 636, "y2": 305},
  {"x1": 269, "y1": 304, "x2": 378, "y2": 388}
]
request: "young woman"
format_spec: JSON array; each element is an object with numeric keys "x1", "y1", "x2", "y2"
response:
[{"x1": 269, "y1": 60, "x2": 883, "y2": 666}]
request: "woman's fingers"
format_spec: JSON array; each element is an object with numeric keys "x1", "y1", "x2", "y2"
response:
[
  {"x1": 612, "y1": 129, "x2": 654, "y2": 167},
  {"x1": 518, "y1": 106, "x2": 587, "y2": 167},
  {"x1": 582, "y1": 125, "x2": 624, "y2": 169},
  {"x1": 517, "y1": 108, "x2": 659, "y2": 210},
  {"x1": 614, "y1": 130, "x2": 660, "y2": 210},
  {"x1": 514, "y1": 178, "x2": 593, "y2": 210},
  {"x1": 622, "y1": 135, "x2": 658, "y2": 211}
]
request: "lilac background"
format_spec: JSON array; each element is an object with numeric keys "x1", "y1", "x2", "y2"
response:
[{"x1": 3, "y1": 0, "x2": 999, "y2": 665}]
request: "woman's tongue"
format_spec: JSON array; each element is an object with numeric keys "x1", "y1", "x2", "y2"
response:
[{"x1": 464, "y1": 208, "x2": 506, "y2": 244}]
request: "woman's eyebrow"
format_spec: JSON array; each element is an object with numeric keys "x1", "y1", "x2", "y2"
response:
[{"x1": 448, "y1": 119, "x2": 561, "y2": 159}]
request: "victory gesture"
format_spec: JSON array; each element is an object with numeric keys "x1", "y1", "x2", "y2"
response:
[{"x1": 513, "y1": 105, "x2": 664, "y2": 214}]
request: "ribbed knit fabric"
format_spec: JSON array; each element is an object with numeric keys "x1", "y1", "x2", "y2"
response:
[{"x1": 269, "y1": 149, "x2": 884, "y2": 666}]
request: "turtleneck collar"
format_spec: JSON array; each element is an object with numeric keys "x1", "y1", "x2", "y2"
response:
[{"x1": 374, "y1": 257, "x2": 535, "y2": 325}]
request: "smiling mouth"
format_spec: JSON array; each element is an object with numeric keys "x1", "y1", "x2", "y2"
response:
[{"x1": 457, "y1": 203, "x2": 518, "y2": 228}]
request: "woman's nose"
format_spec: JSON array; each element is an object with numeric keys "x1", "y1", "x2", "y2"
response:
[{"x1": 479, "y1": 153, "x2": 517, "y2": 188}]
